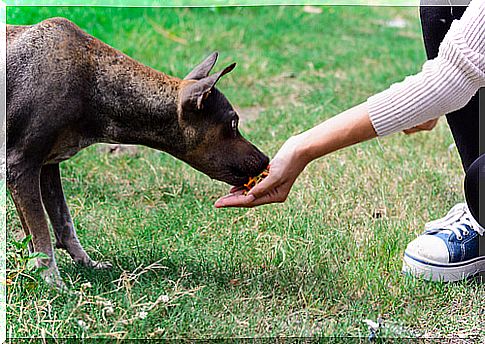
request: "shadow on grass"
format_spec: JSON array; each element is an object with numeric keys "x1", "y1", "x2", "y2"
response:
[
  {"x1": 60, "y1": 247, "x2": 485, "y2": 297},
  {"x1": 58, "y1": 248, "x2": 340, "y2": 295}
]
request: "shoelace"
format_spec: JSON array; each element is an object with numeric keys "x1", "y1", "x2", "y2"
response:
[{"x1": 424, "y1": 203, "x2": 484, "y2": 240}]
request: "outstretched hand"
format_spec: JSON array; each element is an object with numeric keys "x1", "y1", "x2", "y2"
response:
[
  {"x1": 214, "y1": 136, "x2": 309, "y2": 208},
  {"x1": 215, "y1": 102, "x2": 378, "y2": 208}
]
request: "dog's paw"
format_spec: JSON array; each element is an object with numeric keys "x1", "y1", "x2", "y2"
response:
[
  {"x1": 41, "y1": 265, "x2": 68, "y2": 290},
  {"x1": 84, "y1": 260, "x2": 113, "y2": 270},
  {"x1": 72, "y1": 255, "x2": 113, "y2": 270}
]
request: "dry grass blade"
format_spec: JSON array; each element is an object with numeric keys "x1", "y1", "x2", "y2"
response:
[{"x1": 145, "y1": 17, "x2": 187, "y2": 45}]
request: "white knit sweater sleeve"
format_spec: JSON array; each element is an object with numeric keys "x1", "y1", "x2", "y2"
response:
[{"x1": 368, "y1": 0, "x2": 485, "y2": 137}]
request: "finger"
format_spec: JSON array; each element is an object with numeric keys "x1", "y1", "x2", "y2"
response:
[
  {"x1": 215, "y1": 190, "x2": 282, "y2": 208},
  {"x1": 403, "y1": 128, "x2": 419, "y2": 135},
  {"x1": 248, "y1": 192, "x2": 283, "y2": 207},
  {"x1": 422, "y1": 118, "x2": 438, "y2": 129},
  {"x1": 214, "y1": 193, "x2": 256, "y2": 208},
  {"x1": 404, "y1": 126, "x2": 430, "y2": 134},
  {"x1": 215, "y1": 189, "x2": 246, "y2": 204},
  {"x1": 404, "y1": 119, "x2": 439, "y2": 135},
  {"x1": 247, "y1": 173, "x2": 280, "y2": 198},
  {"x1": 224, "y1": 189, "x2": 246, "y2": 198},
  {"x1": 230, "y1": 185, "x2": 245, "y2": 193}
]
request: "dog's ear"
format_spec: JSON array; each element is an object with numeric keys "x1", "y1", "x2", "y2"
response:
[
  {"x1": 181, "y1": 63, "x2": 236, "y2": 111},
  {"x1": 184, "y1": 52, "x2": 219, "y2": 80}
]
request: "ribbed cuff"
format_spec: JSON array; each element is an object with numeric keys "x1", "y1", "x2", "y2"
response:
[
  {"x1": 367, "y1": 72, "x2": 428, "y2": 137},
  {"x1": 367, "y1": 88, "x2": 403, "y2": 137}
]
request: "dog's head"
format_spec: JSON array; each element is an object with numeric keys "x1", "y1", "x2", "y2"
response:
[{"x1": 177, "y1": 52, "x2": 269, "y2": 186}]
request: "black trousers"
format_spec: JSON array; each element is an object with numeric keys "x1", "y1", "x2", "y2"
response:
[{"x1": 420, "y1": 4, "x2": 482, "y2": 226}]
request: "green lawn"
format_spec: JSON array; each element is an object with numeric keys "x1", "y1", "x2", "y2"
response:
[{"x1": 6, "y1": 5, "x2": 484, "y2": 339}]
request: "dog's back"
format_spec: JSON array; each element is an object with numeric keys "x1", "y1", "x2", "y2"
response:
[
  {"x1": 7, "y1": 24, "x2": 30, "y2": 41},
  {"x1": 7, "y1": 18, "x2": 97, "y2": 155},
  {"x1": 7, "y1": 18, "x2": 92, "y2": 87}
]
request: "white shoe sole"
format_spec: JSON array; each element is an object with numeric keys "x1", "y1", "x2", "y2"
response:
[{"x1": 402, "y1": 253, "x2": 485, "y2": 282}]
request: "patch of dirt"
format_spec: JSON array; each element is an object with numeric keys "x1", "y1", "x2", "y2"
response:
[
  {"x1": 236, "y1": 72, "x2": 312, "y2": 124},
  {"x1": 267, "y1": 72, "x2": 312, "y2": 108},
  {"x1": 97, "y1": 144, "x2": 140, "y2": 156},
  {"x1": 303, "y1": 5, "x2": 323, "y2": 14},
  {"x1": 235, "y1": 105, "x2": 265, "y2": 124}
]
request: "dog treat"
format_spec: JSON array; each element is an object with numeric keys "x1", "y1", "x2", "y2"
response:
[{"x1": 243, "y1": 166, "x2": 270, "y2": 195}]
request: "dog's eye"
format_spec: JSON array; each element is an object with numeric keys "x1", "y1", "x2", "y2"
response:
[{"x1": 231, "y1": 118, "x2": 238, "y2": 132}]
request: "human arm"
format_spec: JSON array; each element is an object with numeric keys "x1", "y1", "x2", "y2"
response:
[
  {"x1": 215, "y1": 0, "x2": 485, "y2": 208},
  {"x1": 215, "y1": 102, "x2": 376, "y2": 207}
]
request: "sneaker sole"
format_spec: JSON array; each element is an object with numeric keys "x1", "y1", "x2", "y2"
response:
[{"x1": 402, "y1": 252, "x2": 485, "y2": 282}]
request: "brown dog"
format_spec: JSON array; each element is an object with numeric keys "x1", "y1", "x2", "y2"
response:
[{"x1": 7, "y1": 18, "x2": 268, "y2": 287}]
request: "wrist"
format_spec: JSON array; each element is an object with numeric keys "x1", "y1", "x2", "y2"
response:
[{"x1": 291, "y1": 132, "x2": 316, "y2": 166}]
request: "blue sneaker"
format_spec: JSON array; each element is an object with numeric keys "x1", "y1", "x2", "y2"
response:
[{"x1": 403, "y1": 203, "x2": 485, "y2": 282}]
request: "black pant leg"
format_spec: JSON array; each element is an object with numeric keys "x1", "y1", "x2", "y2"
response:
[
  {"x1": 465, "y1": 154, "x2": 484, "y2": 227},
  {"x1": 419, "y1": 5, "x2": 480, "y2": 171}
]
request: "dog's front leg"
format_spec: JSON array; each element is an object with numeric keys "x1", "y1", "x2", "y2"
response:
[
  {"x1": 40, "y1": 164, "x2": 112, "y2": 269},
  {"x1": 9, "y1": 165, "x2": 64, "y2": 288}
]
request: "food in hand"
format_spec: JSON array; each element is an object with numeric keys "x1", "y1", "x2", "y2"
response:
[{"x1": 243, "y1": 166, "x2": 270, "y2": 194}]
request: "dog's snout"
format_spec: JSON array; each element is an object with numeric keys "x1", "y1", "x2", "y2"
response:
[
  {"x1": 246, "y1": 149, "x2": 269, "y2": 176},
  {"x1": 258, "y1": 153, "x2": 270, "y2": 172}
]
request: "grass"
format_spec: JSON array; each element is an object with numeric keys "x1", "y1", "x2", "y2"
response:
[{"x1": 6, "y1": 5, "x2": 484, "y2": 340}]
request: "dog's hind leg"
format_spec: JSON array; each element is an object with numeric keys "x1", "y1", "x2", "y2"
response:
[
  {"x1": 40, "y1": 164, "x2": 112, "y2": 269},
  {"x1": 8, "y1": 164, "x2": 64, "y2": 288}
]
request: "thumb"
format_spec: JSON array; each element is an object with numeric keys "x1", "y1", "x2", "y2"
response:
[{"x1": 248, "y1": 172, "x2": 279, "y2": 199}]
